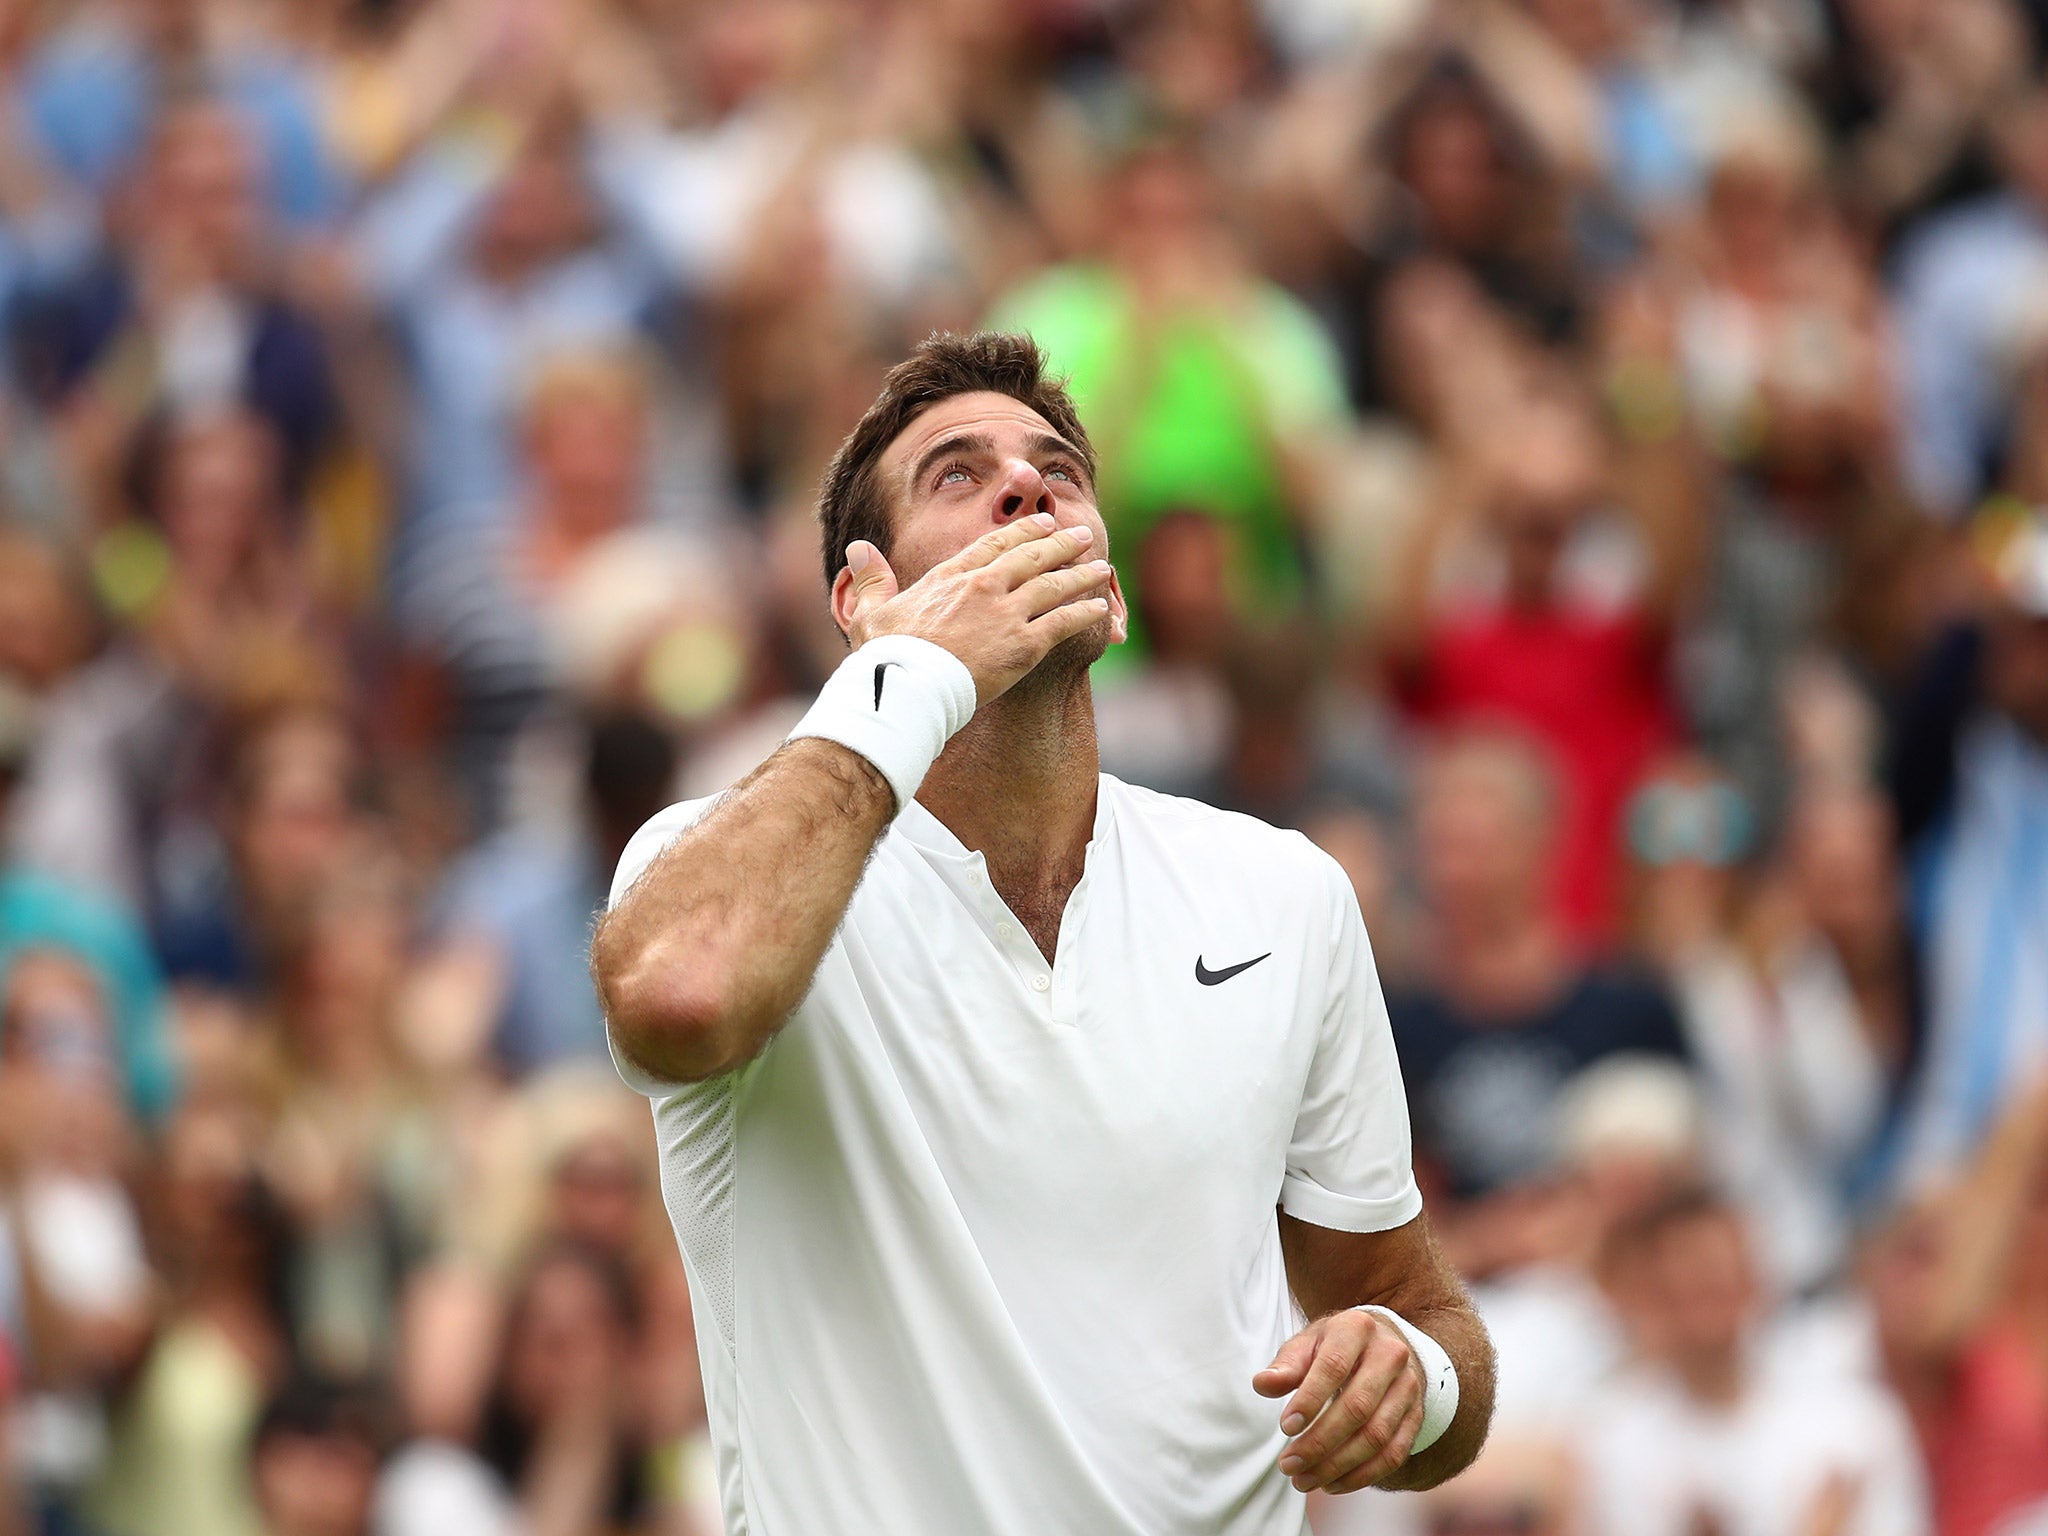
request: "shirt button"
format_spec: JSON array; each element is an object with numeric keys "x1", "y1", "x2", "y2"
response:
[
  {"x1": 998, "y1": 923, "x2": 1016, "y2": 940},
  {"x1": 1031, "y1": 974, "x2": 1051, "y2": 993}
]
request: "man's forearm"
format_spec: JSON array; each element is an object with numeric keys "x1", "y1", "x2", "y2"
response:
[
  {"x1": 1359, "y1": 1220, "x2": 1496, "y2": 1492},
  {"x1": 591, "y1": 738, "x2": 894, "y2": 1083},
  {"x1": 1274, "y1": 1210, "x2": 1497, "y2": 1492}
]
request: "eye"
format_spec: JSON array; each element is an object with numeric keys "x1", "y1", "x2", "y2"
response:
[
  {"x1": 937, "y1": 462, "x2": 972, "y2": 488},
  {"x1": 1045, "y1": 460, "x2": 1078, "y2": 483}
]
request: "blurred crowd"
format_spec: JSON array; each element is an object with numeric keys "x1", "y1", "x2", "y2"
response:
[{"x1": 0, "y1": 0, "x2": 2046, "y2": 1533}]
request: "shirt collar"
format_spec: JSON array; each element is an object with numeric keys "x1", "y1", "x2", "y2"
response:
[{"x1": 893, "y1": 774, "x2": 1114, "y2": 863}]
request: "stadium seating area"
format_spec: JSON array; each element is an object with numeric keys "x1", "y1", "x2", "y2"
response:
[{"x1": 0, "y1": 0, "x2": 2047, "y2": 1532}]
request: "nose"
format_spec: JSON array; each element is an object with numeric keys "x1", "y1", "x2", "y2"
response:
[{"x1": 993, "y1": 459, "x2": 1056, "y2": 523}]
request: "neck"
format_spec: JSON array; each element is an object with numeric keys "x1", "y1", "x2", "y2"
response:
[
  {"x1": 1676, "y1": 1345, "x2": 1747, "y2": 1409},
  {"x1": 917, "y1": 665, "x2": 1100, "y2": 894}
]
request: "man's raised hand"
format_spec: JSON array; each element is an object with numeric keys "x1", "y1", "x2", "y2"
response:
[
  {"x1": 1254, "y1": 1309, "x2": 1427, "y2": 1495},
  {"x1": 840, "y1": 513, "x2": 1113, "y2": 705}
]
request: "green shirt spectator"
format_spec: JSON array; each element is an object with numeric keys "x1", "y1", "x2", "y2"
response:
[{"x1": 990, "y1": 261, "x2": 1348, "y2": 656}]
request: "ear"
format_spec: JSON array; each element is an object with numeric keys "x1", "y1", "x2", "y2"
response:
[
  {"x1": 831, "y1": 540, "x2": 899, "y2": 639},
  {"x1": 1106, "y1": 563, "x2": 1131, "y2": 646},
  {"x1": 830, "y1": 564, "x2": 858, "y2": 639}
]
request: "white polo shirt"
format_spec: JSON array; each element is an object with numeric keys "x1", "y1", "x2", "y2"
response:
[{"x1": 608, "y1": 773, "x2": 1422, "y2": 1536}]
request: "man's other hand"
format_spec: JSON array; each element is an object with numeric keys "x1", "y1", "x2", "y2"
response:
[{"x1": 1254, "y1": 1309, "x2": 1426, "y2": 1495}]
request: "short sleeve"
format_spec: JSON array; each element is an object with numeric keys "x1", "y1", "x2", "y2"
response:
[
  {"x1": 603, "y1": 797, "x2": 720, "y2": 1097},
  {"x1": 1281, "y1": 854, "x2": 1424, "y2": 1234}
]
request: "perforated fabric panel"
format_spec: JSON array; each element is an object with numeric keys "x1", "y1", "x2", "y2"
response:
[{"x1": 653, "y1": 1075, "x2": 740, "y2": 1351}]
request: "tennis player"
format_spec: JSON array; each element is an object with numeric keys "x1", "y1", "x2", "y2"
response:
[{"x1": 592, "y1": 332, "x2": 1495, "y2": 1534}]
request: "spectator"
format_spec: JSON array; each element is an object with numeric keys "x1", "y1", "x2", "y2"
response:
[
  {"x1": 86, "y1": 1101, "x2": 290, "y2": 1536},
  {"x1": 1888, "y1": 514, "x2": 2048, "y2": 1184},
  {"x1": 1386, "y1": 728, "x2": 1691, "y2": 1269},
  {"x1": 349, "y1": 104, "x2": 678, "y2": 525},
  {"x1": 1329, "y1": 51, "x2": 1584, "y2": 416},
  {"x1": 152, "y1": 702, "x2": 369, "y2": 994},
  {"x1": 474, "y1": 1243, "x2": 657, "y2": 1536},
  {"x1": 0, "y1": 891, "x2": 172, "y2": 1140},
  {"x1": 1672, "y1": 102, "x2": 1896, "y2": 523},
  {"x1": 1499, "y1": 0, "x2": 1700, "y2": 219},
  {"x1": 1632, "y1": 766, "x2": 1917, "y2": 1290},
  {"x1": 1470, "y1": 1055, "x2": 1706, "y2": 1431},
  {"x1": 1867, "y1": 1080, "x2": 2048, "y2": 1536},
  {"x1": 7, "y1": 409, "x2": 330, "y2": 927},
  {"x1": 391, "y1": 347, "x2": 669, "y2": 834},
  {"x1": 992, "y1": 138, "x2": 1350, "y2": 653},
  {"x1": 260, "y1": 851, "x2": 454, "y2": 1381},
  {"x1": 1093, "y1": 510, "x2": 1236, "y2": 793},
  {"x1": 0, "y1": 530, "x2": 91, "y2": 696},
  {"x1": 1893, "y1": 86, "x2": 2048, "y2": 517},
  {"x1": 0, "y1": 948, "x2": 153, "y2": 1527},
  {"x1": 1302, "y1": 803, "x2": 1408, "y2": 988},
  {"x1": 1386, "y1": 381, "x2": 1697, "y2": 939},
  {"x1": 248, "y1": 1376, "x2": 384, "y2": 1536},
  {"x1": 1190, "y1": 619, "x2": 1406, "y2": 832},
  {"x1": 9, "y1": 95, "x2": 340, "y2": 507},
  {"x1": 372, "y1": 1263, "x2": 514, "y2": 1536},
  {"x1": 1411, "y1": 1437, "x2": 1579, "y2": 1536},
  {"x1": 1804, "y1": 0, "x2": 2034, "y2": 245},
  {"x1": 1579, "y1": 1189, "x2": 1930, "y2": 1536},
  {"x1": 13, "y1": 0, "x2": 346, "y2": 223}
]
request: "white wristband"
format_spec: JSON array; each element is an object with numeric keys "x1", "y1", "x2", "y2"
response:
[
  {"x1": 787, "y1": 636, "x2": 977, "y2": 810},
  {"x1": 1355, "y1": 1305, "x2": 1459, "y2": 1456}
]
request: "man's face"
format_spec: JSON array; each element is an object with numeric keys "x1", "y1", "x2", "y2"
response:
[
  {"x1": 1414, "y1": 755, "x2": 1550, "y2": 921},
  {"x1": 832, "y1": 390, "x2": 1128, "y2": 669},
  {"x1": 253, "y1": 1431, "x2": 376, "y2": 1536},
  {"x1": 151, "y1": 106, "x2": 263, "y2": 263},
  {"x1": 1652, "y1": 1213, "x2": 1756, "y2": 1363},
  {"x1": 1400, "y1": 99, "x2": 1508, "y2": 247},
  {"x1": 526, "y1": 393, "x2": 648, "y2": 528}
]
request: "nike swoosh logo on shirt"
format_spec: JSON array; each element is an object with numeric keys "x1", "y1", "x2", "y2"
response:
[
  {"x1": 1195, "y1": 952, "x2": 1272, "y2": 986},
  {"x1": 873, "y1": 660, "x2": 904, "y2": 709}
]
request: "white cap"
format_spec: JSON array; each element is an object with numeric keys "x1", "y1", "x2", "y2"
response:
[{"x1": 1552, "y1": 1055, "x2": 1703, "y2": 1168}]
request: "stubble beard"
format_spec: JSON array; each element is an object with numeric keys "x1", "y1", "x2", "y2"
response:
[{"x1": 1008, "y1": 607, "x2": 1115, "y2": 705}]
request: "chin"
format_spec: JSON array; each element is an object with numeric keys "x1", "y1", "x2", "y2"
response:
[{"x1": 1012, "y1": 612, "x2": 1115, "y2": 698}]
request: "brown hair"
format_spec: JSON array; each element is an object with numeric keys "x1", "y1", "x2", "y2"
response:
[{"x1": 816, "y1": 331, "x2": 1096, "y2": 590}]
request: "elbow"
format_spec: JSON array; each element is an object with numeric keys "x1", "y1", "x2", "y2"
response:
[{"x1": 596, "y1": 945, "x2": 754, "y2": 1084}]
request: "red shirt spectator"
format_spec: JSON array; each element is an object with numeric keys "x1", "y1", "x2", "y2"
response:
[{"x1": 1391, "y1": 389, "x2": 1693, "y2": 941}]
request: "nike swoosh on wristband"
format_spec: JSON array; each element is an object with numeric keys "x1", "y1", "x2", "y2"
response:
[
  {"x1": 873, "y1": 660, "x2": 904, "y2": 709},
  {"x1": 1195, "y1": 952, "x2": 1272, "y2": 986}
]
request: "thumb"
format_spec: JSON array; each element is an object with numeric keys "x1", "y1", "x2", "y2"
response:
[
  {"x1": 844, "y1": 540, "x2": 899, "y2": 620},
  {"x1": 1253, "y1": 1323, "x2": 1321, "y2": 1397}
]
